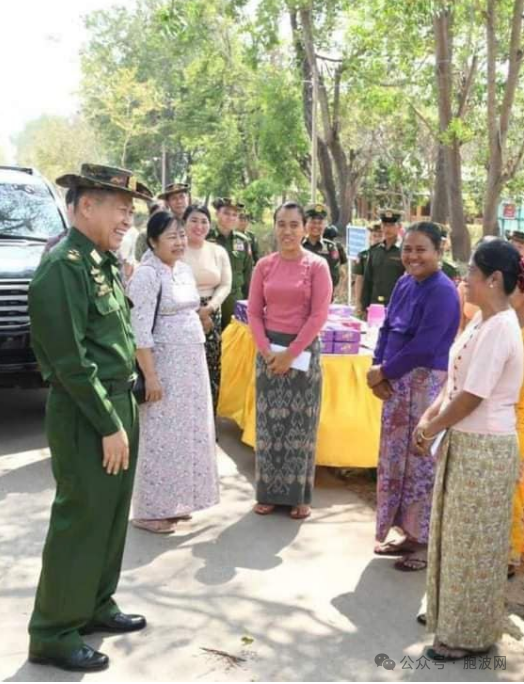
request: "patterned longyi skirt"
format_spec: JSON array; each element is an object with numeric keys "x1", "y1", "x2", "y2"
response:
[
  {"x1": 255, "y1": 331, "x2": 322, "y2": 507},
  {"x1": 426, "y1": 429, "x2": 519, "y2": 650}
]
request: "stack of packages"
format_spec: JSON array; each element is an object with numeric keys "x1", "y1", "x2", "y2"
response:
[
  {"x1": 234, "y1": 301, "x2": 364, "y2": 356},
  {"x1": 234, "y1": 300, "x2": 249, "y2": 324},
  {"x1": 320, "y1": 305, "x2": 363, "y2": 355}
]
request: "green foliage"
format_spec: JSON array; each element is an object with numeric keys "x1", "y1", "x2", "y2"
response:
[
  {"x1": 74, "y1": 0, "x2": 524, "y2": 223},
  {"x1": 14, "y1": 115, "x2": 105, "y2": 182}
]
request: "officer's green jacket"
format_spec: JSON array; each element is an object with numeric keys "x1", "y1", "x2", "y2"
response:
[
  {"x1": 302, "y1": 236, "x2": 342, "y2": 287},
  {"x1": 244, "y1": 229, "x2": 260, "y2": 264},
  {"x1": 441, "y1": 260, "x2": 459, "y2": 282},
  {"x1": 207, "y1": 227, "x2": 253, "y2": 299},
  {"x1": 353, "y1": 246, "x2": 374, "y2": 277},
  {"x1": 29, "y1": 228, "x2": 136, "y2": 436},
  {"x1": 361, "y1": 241, "x2": 405, "y2": 310}
]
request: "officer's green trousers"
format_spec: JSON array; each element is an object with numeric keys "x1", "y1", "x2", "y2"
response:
[{"x1": 28, "y1": 388, "x2": 138, "y2": 658}]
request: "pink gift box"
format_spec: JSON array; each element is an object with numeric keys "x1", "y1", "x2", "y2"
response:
[{"x1": 332, "y1": 340, "x2": 360, "y2": 355}]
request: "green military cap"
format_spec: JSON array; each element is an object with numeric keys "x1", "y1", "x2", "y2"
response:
[
  {"x1": 323, "y1": 224, "x2": 338, "y2": 240},
  {"x1": 56, "y1": 163, "x2": 152, "y2": 201},
  {"x1": 305, "y1": 203, "x2": 329, "y2": 219},
  {"x1": 157, "y1": 182, "x2": 190, "y2": 200},
  {"x1": 506, "y1": 229, "x2": 524, "y2": 242},
  {"x1": 379, "y1": 209, "x2": 402, "y2": 223},
  {"x1": 212, "y1": 197, "x2": 245, "y2": 211}
]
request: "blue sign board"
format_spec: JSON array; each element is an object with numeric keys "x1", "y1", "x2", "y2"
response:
[{"x1": 346, "y1": 225, "x2": 368, "y2": 259}]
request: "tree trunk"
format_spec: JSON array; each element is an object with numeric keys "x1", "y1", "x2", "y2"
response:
[
  {"x1": 289, "y1": 9, "x2": 339, "y2": 218},
  {"x1": 482, "y1": 0, "x2": 524, "y2": 235},
  {"x1": 431, "y1": 144, "x2": 449, "y2": 224},
  {"x1": 433, "y1": 9, "x2": 470, "y2": 261}
]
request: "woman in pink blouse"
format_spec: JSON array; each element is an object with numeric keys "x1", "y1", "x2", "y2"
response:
[
  {"x1": 413, "y1": 239, "x2": 524, "y2": 660},
  {"x1": 247, "y1": 201, "x2": 332, "y2": 520}
]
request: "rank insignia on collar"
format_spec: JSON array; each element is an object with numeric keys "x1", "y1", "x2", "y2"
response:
[
  {"x1": 67, "y1": 249, "x2": 81, "y2": 261},
  {"x1": 90, "y1": 249, "x2": 103, "y2": 265},
  {"x1": 93, "y1": 275, "x2": 106, "y2": 284}
]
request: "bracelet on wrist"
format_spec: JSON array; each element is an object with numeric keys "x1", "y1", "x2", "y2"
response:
[{"x1": 419, "y1": 430, "x2": 435, "y2": 442}]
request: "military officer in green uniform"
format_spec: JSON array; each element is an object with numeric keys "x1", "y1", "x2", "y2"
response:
[
  {"x1": 27, "y1": 164, "x2": 152, "y2": 673},
  {"x1": 439, "y1": 226, "x2": 460, "y2": 282},
  {"x1": 238, "y1": 210, "x2": 260, "y2": 263},
  {"x1": 207, "y1": 197, "x2": 253, "y2": 328},
  {"x1": 157, "y1": 181, "x2": 190, "y2": 220},
  {"x1": 353, "y1": 223, "x2": 384, "y2": 316},
  {"x1": 302, "y1": 203, "x2": 343, "y2": 292},
  {"x1": 361, "y1": 210, "x2": 405, "y2": 311},
  {"x1": 507, "y1": 228, "x2": 524, "y2": 257}
]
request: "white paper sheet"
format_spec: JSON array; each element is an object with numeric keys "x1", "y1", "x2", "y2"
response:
[
  {"x1": 430, "y1": 430, "x2": 447, "y2": 457},
  {"x1": 269, "y1": 344, "x2": 311, "y2": 372}
]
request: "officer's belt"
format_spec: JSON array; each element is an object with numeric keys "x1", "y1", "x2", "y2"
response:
[{"x1": 50, "y1": 377, "x2": 136, "y2": 396}]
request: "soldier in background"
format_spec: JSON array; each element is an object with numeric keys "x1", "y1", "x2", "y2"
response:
[
  {"x1": 361, "y1": 210, "x2": 404, "y2": 311},
  {"x1": 207, "y1": 198, "x2": 253, "y2": 328},
  {"x1": 157, "y1": 181, "x2": 189, "y2": 220},
  {"x1": 439, "y1": 227, "x2": 460, "y2": 283},
  {"x1": 302, "y1": 204, "x2": 343, "y2": 292},
  {"x1": 354, "y1": 223, "x2": 384, "y2": 316},
  {"x1": 507, "y1": 229, "x2": 524, "y2": 258},
  {"x1": 238, "y1": 211, "x2": 260, "y2": 263}
]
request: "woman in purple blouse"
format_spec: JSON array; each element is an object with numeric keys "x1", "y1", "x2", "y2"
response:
[{"x1": 366, "y1": 222, "x2": 460, "y2": 571}]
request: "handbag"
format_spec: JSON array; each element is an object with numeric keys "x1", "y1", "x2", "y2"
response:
[{"x1": 133, "y1": 283, "x2": 162, "y2": 404}]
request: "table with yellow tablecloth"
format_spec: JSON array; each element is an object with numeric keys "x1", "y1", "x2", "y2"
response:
[{"x1": 217, "y1": 319, "x2": 382, "y2": 467}]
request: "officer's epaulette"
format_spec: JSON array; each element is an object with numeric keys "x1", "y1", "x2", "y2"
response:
[
  {"x1": 50, "y1": 239, "x2": 84, "y2": 265},
  {"x1": 233, "y1": 230, "x2": 251, "y2": 242}
]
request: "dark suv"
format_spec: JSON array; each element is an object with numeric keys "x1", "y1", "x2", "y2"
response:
[{"x1": 0, "y1": 166, "x2": 67, "y2": 388}]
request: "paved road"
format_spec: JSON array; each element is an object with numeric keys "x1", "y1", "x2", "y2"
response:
[{"x1": 1, "y1": 388, "x2": 523, "y2": 682}]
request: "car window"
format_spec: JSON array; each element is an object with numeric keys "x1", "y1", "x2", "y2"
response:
[{"x1": 0, "y1": 182, "x2": 64, "y2": 238}]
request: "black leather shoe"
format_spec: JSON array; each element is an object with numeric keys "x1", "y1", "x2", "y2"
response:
[
  {"x1": 29, "y1": 645, "x2": 109, "y2": 672},
  {"x1": 81, "y1": 612, "x2": 147, "y2": 635}
]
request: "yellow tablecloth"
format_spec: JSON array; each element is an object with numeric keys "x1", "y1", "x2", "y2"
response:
[{"x1": 217, "y1": 320, "x2": 382, "y2": 467}]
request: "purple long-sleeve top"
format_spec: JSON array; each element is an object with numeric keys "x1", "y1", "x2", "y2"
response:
[{"x1": 373, "y1": 271, "x2": 460, "y2": 380}]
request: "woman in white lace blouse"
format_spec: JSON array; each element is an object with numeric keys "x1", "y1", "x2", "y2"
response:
[{"x1": 127, "y1": 211, "x2": 219, "y2": 534}]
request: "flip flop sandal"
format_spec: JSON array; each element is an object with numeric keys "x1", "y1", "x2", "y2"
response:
[
  {"x1": 374, "y1": 540, "x2": 416, "y2": 556},
  {"x1": 394, "y1": 556, "x2": 427, "y2": 572},
  {"x1": 131, "y1": 519, "x2": 177, "y2": 534},
  {"x1": 290, "y1": 506, "x2": 311, "y2": 520},
  {"x1": 253, "y1": 504, "x2": 276, "y2": 516},
  {"x1": 426, "y1": 646, "x2": 488, "y2": 662},
  {"x1": 426, "y1": 647, "x2": 465, "y2": 662}
]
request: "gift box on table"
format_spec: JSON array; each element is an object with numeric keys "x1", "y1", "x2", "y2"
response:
[
  {"x1": 320, "y1": 338, "x2": 335, "y2": 354},
  {"x1": 332, "y1": 340, "x2": 360, "y2": 355},
  {"x1": 328, "y1": 304, "x2": 353, "y2": 318},
  {"x1": 234, "y1": 300, "x2": 249, "y2": 323}
]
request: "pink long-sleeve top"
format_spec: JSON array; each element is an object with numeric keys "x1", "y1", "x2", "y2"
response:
[{"x1": 247, "y1": 250, "x2": 333, "y2": 358}]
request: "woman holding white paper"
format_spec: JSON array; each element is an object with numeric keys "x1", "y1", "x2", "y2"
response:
[{"x1": 247, "y1": 201, "x2": 332, "y2": 519}]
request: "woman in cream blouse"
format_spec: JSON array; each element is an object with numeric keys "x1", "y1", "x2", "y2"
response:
[{"x1": 183, "y1": 204, "x2": 232, "y2": 416}]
